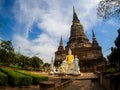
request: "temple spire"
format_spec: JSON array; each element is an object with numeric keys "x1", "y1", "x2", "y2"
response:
[
  {"x1": 92, "y1": 30, "x2": 99, "y2": 47},
  {"x1": 59, "y1": 36, "x2": 63, "y2": 47},
  {"x1": 58, "y1": 36, "x2": 64, "y2": 51},
  {"x1": 73, "y1": 6, "x2": 76, "y2": 14},
  {"x1": 73, "y1": 6, "x2": 79, "y2": 23},
  {"x1": 92, "y1": 30, "x2": 95, "y2": 37}
]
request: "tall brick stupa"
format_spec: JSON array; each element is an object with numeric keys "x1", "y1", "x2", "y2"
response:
[{"x1": 54, "y1": 7, "x2": 104, "y2": 71}]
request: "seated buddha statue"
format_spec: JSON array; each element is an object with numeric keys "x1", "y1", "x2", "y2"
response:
[{"x1": 67, "y1": 48, "x2": 74, "y2": 68}]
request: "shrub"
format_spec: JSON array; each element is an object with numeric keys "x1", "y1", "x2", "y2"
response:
[
  {"x1": 0, "y1": 71, "x2": 8, "y2": 86},
  {"x1": 106, "y1": 67, "x2": 117, "y2": 73},
  {"x1": 9, "y1": 64, "x2": 22, "y2": 69},
  {"x1": 16, "y1": 70, "x2": 48, "y2": 84},
  {"x1": 0, "y1": 68, "x2": 32, "y2": 86}
]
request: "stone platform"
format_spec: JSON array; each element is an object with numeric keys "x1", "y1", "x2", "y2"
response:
[{"x1": 49, "y1": 73, "x2": 98, "y2": 80}]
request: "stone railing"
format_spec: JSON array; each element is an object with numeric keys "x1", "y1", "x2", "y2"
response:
[
  {"x1": 102, "y1": 72, "x2": 120, "y2": 90},
  {"x1": 94, "y1": 71, "x2": 120, "y2": 90}
]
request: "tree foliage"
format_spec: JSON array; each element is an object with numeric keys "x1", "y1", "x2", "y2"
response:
[
  {"x1": 0, "y1": 40, "x2": 14, "y2": 64},
  {"x1": 0, "y1": 40, "x2": 14, "y2": 52},
  {"x1": 43, "y1": 63, "x2": 50, "y2": 68},
  {"x1": 30, "y1": 56, "x2": 43, "y2": 70},
  {"x1": 107, "y1": 28, "x2": 120, "y2": 65},
  {"x1": 97, "y1": 0, "x2": 120, "y2": 20},
  {"x1": 18, "y1": 54, "x2": 30, "y2": 69},
  {"x1": 0, "y1": 40, "x2": 49, "y2": 71},
  {"x1": 43, "y1": 62, "x2": 50, "y2": 71}
]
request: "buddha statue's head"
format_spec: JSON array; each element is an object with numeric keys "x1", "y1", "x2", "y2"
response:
[{"x1": 75, "y1": 55, "x2": 77, "y2": 58}]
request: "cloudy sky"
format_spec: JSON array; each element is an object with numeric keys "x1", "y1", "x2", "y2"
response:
[{"x1": 0, "y1": 0, "x2": 119, "y2": 63}]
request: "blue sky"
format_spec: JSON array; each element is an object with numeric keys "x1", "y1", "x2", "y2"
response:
[{"x1": 0, "y1": 0, "x2": 119, "y2": 63}]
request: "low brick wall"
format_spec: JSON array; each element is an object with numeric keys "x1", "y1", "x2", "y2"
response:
[
  {"x1": 102, "y1": 74, "x2": 112, "y2": 90},
  {"x1": 94, "y1": 71, "x2": 120, "y2": 90},
  {"x1": 102, "y1": 72, "x2": 120, "y2": 90}
]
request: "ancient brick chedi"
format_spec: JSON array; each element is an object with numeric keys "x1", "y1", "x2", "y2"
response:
[{"x1": 54, "y1": 7, "x2": 104, "y2": 71}]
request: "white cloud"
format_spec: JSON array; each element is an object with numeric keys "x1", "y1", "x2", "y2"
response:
[
  {"x1": 13, "y1": 34, "x2": 31, "y2": 54},
  {"x1": 12, "y1": 0, "x2": 102, "y2": 63},
  {"x1": 13, "y1": 33, "x2": 57, "y2": 63},
  {"x1": 38, "y1": 10, "x2": 70, "y2": 38},
  {"x1": 75, "y1": 0, "x2": 101, "y2": 31}
]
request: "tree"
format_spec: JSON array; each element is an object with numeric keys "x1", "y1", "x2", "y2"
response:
[
  {"x1": 107, "y1": 28, "x2": 120, "y2": 66},
  {"x1": 115, "y1": 28, "x2": 120, "y2": 48},
  {"x1": 30, "y1": 56, "x2": 43, "y2": 71},
  {"x1": 0, "y1": 40, "x2": 14, "y2": 65},
  {"x1": 0, "y1": 40, "x2": 14, "y2": 52},
  {"x1": 97, "y1": 0, "x2": 120, "y2": 20},
  {"x1": 20, "y1": 55, "x2": 30, "y2": 69},
  {"x1": 43, "y1": 63, "x2": 50, "y2": 71},
  {"x1": 43, "y1": 63, "x2": 50, "y2": 67}
]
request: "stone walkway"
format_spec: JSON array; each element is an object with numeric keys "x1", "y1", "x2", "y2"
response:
[
  {"x1": 63, "y1": 80, "x2": 105, "y2": 90},
  {"x1": 0, "y1": 85, "x2": 39, "y2": 90},
  {"x1": 47, "y1": 72, "x2": 105, "y2": 90}
]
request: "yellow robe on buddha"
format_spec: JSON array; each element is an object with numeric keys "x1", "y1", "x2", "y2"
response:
[{"x1": 67, "y1": 54, "x2": 74, "y2": 68}]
